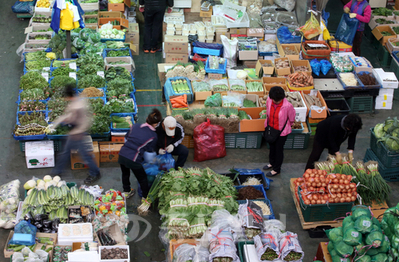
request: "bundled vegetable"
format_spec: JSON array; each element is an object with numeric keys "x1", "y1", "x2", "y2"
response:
[
  {"x1": 111, "y1": 115, "x2": 133, "y2": 129},
  {"x1": 171, "y1": 79, "x2": 191, "y2": 94},
  {"x1": 246, "y1": 81, "x2": 263, "y2": 92}
]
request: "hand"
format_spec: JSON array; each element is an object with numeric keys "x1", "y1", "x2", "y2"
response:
[
  {"x1": 349, "y1": 13, "x2": 357, "y2": 18},
  {"x1": 166, "y1": 144, "x2": 174, "y2": 153},
  {"x1": 336, "y1": 153, "x2": 343, "y2": 165},
  {"x1": 344, "y1": 7, "x2": 350, "y2": 14},
  {"x1": 348, "y1": 152, "x2": 354, "y2": 163},
  {"x1": 159, "y1": 148, "x2": 166, "y2": 155},
  {"x1": 139, "y1": 6, "x2": 144, "y2": 12},
  {"x1": 167, "y1": 7, "x2": 173, "y2": 13}
]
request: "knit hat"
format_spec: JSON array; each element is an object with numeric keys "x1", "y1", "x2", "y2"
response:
[{"x1": 164, "y1": 116, "x2": 177, "y2": 136}]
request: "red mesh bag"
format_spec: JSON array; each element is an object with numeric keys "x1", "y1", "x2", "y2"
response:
[{"x1": 193, "y1": 119, "x2": 226, "y2": 162}]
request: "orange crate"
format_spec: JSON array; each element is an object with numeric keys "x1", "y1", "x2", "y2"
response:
[
  {"x1": 301, "y1": 40, "x2": 331, "y2": 60},
  {"x1": 111, "y1": 136, "x2": 125, "y2": 142},
  {"x1": 169, "y1": 239, "x2": 198, "y2": 261}
]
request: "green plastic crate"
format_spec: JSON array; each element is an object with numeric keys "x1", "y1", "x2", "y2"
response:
[
  {"x1": 310, "y1": 123, "x2": 317, "y2": 136},
  {"x1": 347, "y1": 96, "x2": 374, "y2": 114},
  {"x1": 389, "y1": 55, "x2": 399, "y2": 79},
  {"x1": 364, "y1": 148, "x2": 399, "y2": 182},
  {"x1": 266, "y1": 131, "x2": 311, "y2": 149},
  {"x1": 371, "y1": 35, "x2": 380, "y2": 50},
  {"x1": 370, "y1": 128, "x2": 399, "y2": 168},
  {"x1": 224, "y1": 132, "x2": 262, "y2": 149},
  {"x1": 237, "y1": 240, "x2": 255, "y2": 262},
  {"x1": 377, "y1": 45, "x2": 392, "y2": 67},
  {"x1": 20, "y1": 140, "x2": 63, "y2": 152},
  {"x1": 298, "y1": 187, "x2": 353, "y2": 222}
]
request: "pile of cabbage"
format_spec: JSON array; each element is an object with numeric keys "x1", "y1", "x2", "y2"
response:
[
  {"x1": 381, "y1": 203, "x2": 399, "y2": 261},
  {"x1": 326, "y1": 205, "x2": 390, "y2": 262},
  {"x1": 0, "y1": 180, "x2": 20, "y2": 229},
  {"x1": 12, "y1": 247, "x2": 48, "y2": 262},
  {"x1": 374, "y1": 117, "x2": 399, "y2": 152},
  {"x1": 99, "y1": 23, "x2": 125, "y2": 40}
]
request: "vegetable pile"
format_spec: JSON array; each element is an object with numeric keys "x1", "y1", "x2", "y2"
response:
[
  {"x1": 339, "y1": 72, "x2": 359, "y2": 87},
  {"x1": 287, "y1": 72, "x2": 313, "y2": 87},
  {"x1": 381, "y1": 203, "x2": 399, "y2": 261},
  {"x1": 374, "y1": 117, "x2": 399, "y2": 152},
  {"x1": 170, "y1": 79, "x2": 191, "y2": 94},
  {"x1": 111, "y1": 115, "x2": 133, "y2": 129},
  {"x1": 375, "y1": 19, "x2": 395, "y2": 25},
  {"x1": 275, "y1": 59, "x2": 290, "y2": 69},
  {"x1": 357, "y1": 72, "x2": 378, "y2": 86},
  {"x1": 326, "y1": 205, "x2": 390, "y2": 261},
  {"x1": 285, "y1": 92, "x2": 304, "y2": 107},
  {"x1": 372, "y1": 7, "x2": 393, "y2": 16},
  {"x1": 137, "y1": 167, "x2": 238, "y2": 239},
  {"x1": 246, "y1": 81, "x2": 263, "y2": 92},
  {"x1": 237, "y1": 186, "x2": 264, "y2": 200},
  {"x1": 166, "y1": 61, "x2": 206, "y2": 80},
  {"x1": 170, "y1": 94, "x2": 188, "y2": 108},
  {"x1": 302, "y1": 92, "x2": 322, "y2": 107}
]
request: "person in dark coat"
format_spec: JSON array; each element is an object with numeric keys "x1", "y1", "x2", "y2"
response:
[
  {"x1": 118, "y1": 109, "x2": 162, "y2": 198},
  {"x1": 139, "y1": 0, "x2": 173, "y2": 53},
  {"x1": 305, "y1": 114, "x2": 363, "y2": 170},
  {"x1": 156, "y1": 116, "x2": 188, "y2": 169}
]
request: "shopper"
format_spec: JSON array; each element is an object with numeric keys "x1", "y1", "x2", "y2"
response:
[
  {"x1": 343, "y1": 0, "x2": 371, "y2": 56},
  {"x1": 305, "y1": 114, "x2": 363, "y2": 170},
  {"x1": 156, "y1": 116, "x2": 188, "y2": 169},
  {"x1": 118, "y1": 109, "x2": 162, "y2": 198},
  {"x1": 139, "y1": 0, "x2": 173, "y2": 53},
  {"x1": 263, "y1": 86, "x2": 296, "y2": 177},
  {"x1": 48, "y1": 84, "x2": 101, "y2": 185}
]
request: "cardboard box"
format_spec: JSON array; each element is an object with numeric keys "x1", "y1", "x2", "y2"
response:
[
  {"x1": 99, "y1": 142, "x2": 124, "y2": 162},
  {"x1": 245, "y1": 80, "x2": 264, "y2": 96},
  {"x1": 264, "y1": 83, "x2": 289, "y2": 92},
  {"x1": 99, "y1": 11, "x2": 126, "y2": 19},
  {"x1": 129, "y1": 43, "x2": 139, "y2": 56},
  {"x1": 99, "y1": 17, "x2": 129, "y2": 30},
  {"x1": 164, "y1": 35, "x2": 188, "y2": 43},
  {"x1": 71, "y1": 141, "x2": 100, "y2": 170},
  {"x1": 164, "y1": 42, "x2": 188, "y2": 53},
  {"x1": 315, "y1": 242, "x2": 333, "y2": 262},
  {"x1": 247, "y1": 28, "x2": 264, "y2": 37},
  {"x1": 237, "y1": 107, "x2": 266, "y2": 132},
  {"x1": 208, "y1": 73, "x2": 223, "y2": 80},
  {"x1": 111, "y1": 136, "x2": 125, "y2": 142},
  {"x1": 229, "y1": 28, "x2": 247, "y2": 35},
  {"x1": 158, "y1": 63, "x2": 175, "y2": 86},
  {"x1": 4, "y1": 231, "x2": 57, "y2": 258},
  {"x1": 274, "y1": 57, "x2": 291, "y2": 76},
  {"x1": 372, "y1": 25, "x2": 397, "y2": 46},
  {"x1": 301, "y1": 90, "x2": 328, "y2": 120},
  {"x1": 181, "y1": 135, "x2": 195, "y2": 148},
  {"x1": 215, "y1": 32, "x2": 230, "y2": 44},
  {"x1": 263, "y1": 76, "x2": 289, "y2": 92},
  {"x1": 165, "y1": 53, "x2": 188, "y2": 63},
  {"x1": 200, "y1": 6, "x2": 212, "y2": 17},
  {"x1": 192, "y1": 80, "x2": 212, "y2": 100},
  {"x1": 239, "y1": 50, "x2": 258, "y2": 60},
  {"x1": 291, "y1": 59, "x2": 311, "y2": 73},
  {"x1": 386, "y1": 37, "x2": 399, "y2": 53},
  {"x1": 280, "y1": 44, "x2": 300, "y2": 60},
  {"x1": 126, "y1": 31, "x2": 139, "y2": 44},
  {"x1": 25, "y1": 141, "x2": 55, "y2": 169},
  {"x1": 256, "y1": 60, "x2": 274, "y2": 77},
  {"x1": 96, "y1": 224, "x2": 127, "y2": 246},
  {"x1": 108, "y1": 0, "x2": 130, "y2": 12}
]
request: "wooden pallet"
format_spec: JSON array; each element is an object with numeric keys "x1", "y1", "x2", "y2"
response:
[{"x1": 290, "y1": 178, "x2": 343, "y2": 230}]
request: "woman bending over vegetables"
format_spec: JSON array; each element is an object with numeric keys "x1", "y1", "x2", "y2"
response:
[{"x1": 118, "y1": 109, "x2": 162, "y2": 198}]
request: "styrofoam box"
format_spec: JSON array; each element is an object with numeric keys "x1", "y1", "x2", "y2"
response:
[
  {"x1": 58, "y1": 223, "x2": 93, "y2": 245},
  {"x1": 292, "y1": 91, "x2": 307, "y2": 122},
  {"x1": 375, "y1": 99, "x2": 393, "y2": 110},
  {"x1": 99, "y1": 245, "x2": 130, "y2": 262},
  {"x1": 243, "y1": 244, "x2": 261, "y2": 262},
  {"x1": 68, "y1": 251, "x2": 99, "y2": 261},
  {"x1": 376, "y1": 94, "x2": 393, "y2": 102},
  {"x1": 374, "y1": 68, "x2": 398, "y2": 89},
  {"x1": 25, "y1": 141, "x2": 54, "y2": 169},
  {"x1": 379, "y1": 88, "x2": 395, "y2": 96}
]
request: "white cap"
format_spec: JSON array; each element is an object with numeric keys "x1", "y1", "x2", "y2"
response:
[{"x1": 164, "y1": 116, "x2": 177, "y2": 136}]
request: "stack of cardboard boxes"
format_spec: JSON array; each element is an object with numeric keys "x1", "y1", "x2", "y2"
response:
[
  {"x1": 164, "y1": 35, "x2": 189, "y2": 63},
  {"x1": 374, "y1": 68, "x2": 398, "y2": 109},
  {"x1": 126, "y1": 23, "x2": 140, "y2": 56}
]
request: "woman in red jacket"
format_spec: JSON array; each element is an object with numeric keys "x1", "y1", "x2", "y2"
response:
[{"x1": 343, "y1": 0, "x2": 371, "y2": 56}]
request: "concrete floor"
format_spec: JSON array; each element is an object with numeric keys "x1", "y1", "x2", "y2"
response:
[{"x1": 1, "y1": 0, "x2": 399, "y2": 261}]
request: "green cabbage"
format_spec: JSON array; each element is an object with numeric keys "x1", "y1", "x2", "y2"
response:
[
  {"x1": 357, "y1": 255, "x2": 371, "y2": 262},
  {"x1": 334, "y1": 240, "x2": 354, "y2": 257},
  {"x1": 365, "y1": 229, "x2": 383, "y2": 247},
  {"x1": 374, "y1": 123, "x2": 386, "y2": 138},
  {"x1": 354, "y1": 216, "x2": 373, "y2": 234},
  {"x1": 343, "y1": 227, "x2": 362, "y2": 246},
  {"x1": 370, "y1": 253, "x2": 388, "y2": 262},
  {"x1": 385, "y1": 136, "x2": 399, "y2": 151},
  {"x1": 352, "y1": 206, "x2": 371, "y2": 220},
  {"x1": 326, "y1": 227, "x2": 343, "y2": 243}
]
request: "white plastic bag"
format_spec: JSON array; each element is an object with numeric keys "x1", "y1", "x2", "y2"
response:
[
  {"x1": 221, "y1": 35, "x2": 238, "y2": 69},
  {"x1": 274, "y1": 0, "x2": 295, "y2": 12}
]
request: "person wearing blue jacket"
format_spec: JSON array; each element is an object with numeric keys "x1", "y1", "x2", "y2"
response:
[{"x1": 118, "y1": 109, "x2": 162, "y2": 198}]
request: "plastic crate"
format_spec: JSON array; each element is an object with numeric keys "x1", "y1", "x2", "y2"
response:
[
  {"x1": 19, "y1": 139, "x2": 63, "y2": 152},
  {"x1": 298, "y1": 187, "x2": 353, "y2": 222},
  {"x1": 370, "y1": 128, "x2": 399, "y2": 168},
  {"x1": 234, "y1": 168, "x2": 271, "y2": 190},
  {"x1": 219, "y1": 172, "x2": 241, "y2": 186},
  {"x1": 324, "y1": 98, "x2": 350, "y2": 116},
  {"x1": 356, "y1": 71, "x2": 382, "y2": 90},
  {"x1": 237, "y1": 240, "x2": 255, "y2": 262},
  {"x1": 347, "y1": 95, "x2": 373, "y2": 113},
  {"x1": 267, "y1": 130, "x2": 311, "y2": 150},
  {"x1": 77, "y1": 88, "x2": 106, "y2": 98},
  {"x1": 336, "y1": 72, "x2": 364, "y2": 90},
  {"x1": 290, "y1": 122, "x2": 304, "y2": 134},
  {"x1": 192, "y1": 42, "x2": 223, "y2": 56},
  {"x1": 301, "y1": 40, "x2": 331, "y2": 60},
  {"x1": 237, "y1": 199, "x2": 275, "y2": 220},
  {"x1": 377, "y1": 45, "x2": 392, "y2": 67},
  {"x1": 364, "y1": 148, "x2": 399, "y2": 182},
  {"x1": 164, "y1": 76, "x2": 194, "y2": 103},
  {"x1": 224, "y1": 132, "x2": 262, "y2": 149},
  {"x1": 110, "y1": 113, "x2": 135, "y2": 132},
  {"x1": 103, "y1": 48, "x2": 132, "y2": 58},
  {"x1": 205, "y1": 57, "x2": 227, "y2": 74},
  {"x1": 235, "y1": 185, "x2": 267, "y2": 200}
]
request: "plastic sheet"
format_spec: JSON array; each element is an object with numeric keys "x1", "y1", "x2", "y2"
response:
[
  {"x1": 310, "y1": 59, "x2": 321, "y2": 76},
  {"x1": 335, "y1": 14, "x2": 359, "y2": 46},
  {"x1": 221, "y1": 35, "x2": 238, "y2": 68},
  {"x1": 254, "y1": 232, "x2": 280, "y2": 261},
  {"x1": 193, "y1": 119, "x2": 226, "y2": 162},
  {"x1": 154, "y1": 153, "x2": 175, "y2": 171},
  {"x1": 277, "y1": 26, "x2": 301, "y2": 44},
  {"x1": 274, "y1": 0, "x2": 295, "y2": 12},
  {"x1": 278, "y1": 232, "x2": 304, "y2": 262},
  {"x1": 11, "y1": 0, "x2": 34, "y2": 14},
  {"x1": 204, "y1": 93, "x2": 222, "y2": 107}
]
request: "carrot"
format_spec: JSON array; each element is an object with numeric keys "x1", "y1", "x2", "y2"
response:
[{"x1": 172, "y1": 99, "x2": 187, "y2": 107}]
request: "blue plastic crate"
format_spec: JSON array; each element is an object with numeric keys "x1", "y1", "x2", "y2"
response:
[
  {"x1": 192, "y1": 42, "x2": 223, "y2": 56},
  {"x1": 259, "y1": 51, "x2": 278, "y2": 56},
  {"x1": 90, "y1": 131, "x2": 111, "y2": 138},
  {"x1": 237, "y1": 199, "x2": 275, "y2": 220},
  {"x1": 49, "y1": 76, "x2": 78, "y2": 89},
  {"x1": 356, "y1": 71, "x2": 382, "y2": 89},
  {"x1": 205, "y1": 57, "x2": 227, "y2": 74},
  {"x1": 103, "y1": 48, "x2": 132, "y2": 58},
  {"x1": 164, "y1": 77, "x2": 194, "y2": 103},
  {"x1": 47, "y1": 134, "x2": 68, "y2": 140},
  {"x1": 77, "y1": 88, "x2": 106, "y2": 98},
  {"x1": 13, "y1": 133, "x2": 47, "y2": 141},
  {"x1": 110, "y1": 113, "x2": 135, "y2": 132},
  {"x1": 17, "y1": 99, "x2": 47, "y2": 112},
  {"x1": 51, "y1": 58, "x2": 78, "y2": 70},
  {"x1": 234, "y1": 168, "x2": 271, "y2": 190},
  {"x1": 18, "y1": 89, "x2": 51, "y2": 102},
  {"x1": 101, "y1": 35, "x2": 126, "y2": 42},
  {"x1": 24, "y1": 60, "x2": 52, "y2": 73},
  {"x1": 336, "y1": 72, "x2": 364, "y2": 90},
  {"x1": 392, "y1": 51, "x2": 399, "y2": 64},
  {"x1": 235, "y1": 185, "x2": 267, "y2": 200},
  {"x1": 17, "y1": 111, "x2": 47, "y2": 125}
]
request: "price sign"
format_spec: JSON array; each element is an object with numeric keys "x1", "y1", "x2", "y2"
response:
[
  {"x1": 41, "y1": 72, "x2": 49, "y2": 81},
  {"x1": 310, "y1": 89, "x2": 317, "y2": 97},
  {"x1": 69, "y1": 62, "x2": 77, "y2": 70},
  {"x1": 97, "y1": 71, "x2": 104, "y2": 78},
  {"x1": 69, "y1": 72, "x2": 77, "y2": 80},
  {"x1": 43, "y1": 67, "x2": 50, "y2": 72}
]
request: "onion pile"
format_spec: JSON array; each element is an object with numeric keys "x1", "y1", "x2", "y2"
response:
[{"x1": 294, "y1": 169, "x2": 357, "y2": 206}]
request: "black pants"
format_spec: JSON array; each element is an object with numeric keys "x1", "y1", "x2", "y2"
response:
[
  {"x1": 269, "y1": 135, "x2": 287, "y2": 173},
  {"x1": 171, "y1": 144, "x2": 189, "y2": 169},
  {"x1": 305, "y1": 139, "x2": 336, "y2": 170},
  {"x1": 352, "y1": 31, "x2": 363, "y2": 56},
  {"x1": 143, "y1": 7, "x2": 165, "y2": 50},
  {"x1": 119, "y1": 156, "x2": 149, "y2": 198}
]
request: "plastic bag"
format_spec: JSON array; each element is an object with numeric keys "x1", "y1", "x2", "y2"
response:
[
  {"x1": 343, "y1": 227, "x2": 362, "y2": 246},
  {"x1": 209, "y1": 227, "x2": 240, "y2": 262},
  {"x1": 193, "y1": 119, "x2": 226, "y2": 162},
  {"x1": 254, "y1": 232, "x2": 280, "y2": 261},
  {"x1": 335, "y1": 13, "x2": 359, "y2": 46},
  {"x1": 352, "y1": 205, "x2": 371, "y2": 220},
  {"x1": 310, "y1": 59, "x2": 321, "y2": 76},
  {"x1": 222, "y1": 93, "x2": 245, "y2": 107},
  {"x1": 209, "y1": 209, "x2": 243, "y2": 239},
  {"x1": 238, "y1": 200, "x2": 264, "y2": 239},
  {"x1": 326, "y1": 227, "x2": 343, "y2": 243},
  {"x1": 221, "y1": 35, "x2": 238, "y2": 69},
  {"x1": 154, "y1": 153, "x2": 175, "y2": 171},
  {"x1": 11, "y1": 0, "x2": 34, "y2": 14},
  {"x1": 277, "y1": 26, "x2": 301, "y2": 44},
  {"x1": 278, "y1": 232, "x2": 304, "y2": 261},
  {"x1": 79, "y1": 28, "x2": 92, "y2": 42},
  {"x1": 274, "y1": 0, "x2": 295, "y2": 12},
  {"x1": 172, "y1": 244, "x2": 196, "y2": 262},
  {"x1": 320, "y1": 60, "x2": 332, "y2": 75},
  {"x1": 300, "y1": 13, "x2": 322, "y2": 40},
  {"x1": 365, "y1": 229, "x2": 384, "y2": 247},
  {"x1": 264, "y1": 219, "x2": 286, "y2": 234},
  {"x1": 204, "y1": 93, "x2": 222, "y2": 107}
]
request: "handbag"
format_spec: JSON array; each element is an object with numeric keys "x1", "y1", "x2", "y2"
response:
[{"x1": 263, "y1": 118, "x2": 289, "y2": 144}]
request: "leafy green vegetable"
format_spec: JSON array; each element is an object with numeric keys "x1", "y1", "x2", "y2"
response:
[
  {"x1": 238, "y1": 110, "x2": 250, "y2": 119},
  {"x1": 89, "y1": 114, "x2": 111, "y2": 134},
  {"x1": 77, "y1": 64, "x2": 104, "y2": 78},
  {"x1": 77, "y1": 53, "x2": 105, "y2": 68},
  {"x1": 372, "y1": 7, "x2": 393, "y2": 16},
  {"x1": 20, "y1": 72, "x2": 49, "y2": 90},
  {"x1": 106, "y1": 98, "x2": 135, "y2": 113},
  {"x1": 51, "y1": 67, "x2": 76, "y2": 77},
  {"x1": 106, "y1": 49, "x2": 130, "y2": 57},
  {"x1": 25, "y1": 51, "x2": 48, "y2": 61},
  {"x1": 106, "y1": 78, "x2": 134, "y2": 98},
  {"x1": 25, "y1": 59, "x2": 51, "y2": 71},
  {"x1": 50, "y1": 76, "x2": 76, "y2": 89},
  {"x1": 78, "y1": 75, "x2": 106, "y2": 88},
  {"x1": 20, "y1": 88, "x2": 50, "y2": 101},
  {"x1": 105, "y1": 67, "x2": 131, "y2": 82},
  {"x1": 375, "y1": 18, "x2": 395, "y2": 25},
  {"x1": 243, "y1": 99, "x2": 256, "y2": 107},
  {"x1": 105, "y1": 41, "x2": 129, "y2": 49}
]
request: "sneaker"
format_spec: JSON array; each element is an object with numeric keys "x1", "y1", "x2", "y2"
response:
[
  {"x1": 144, "y1": 49, "x2": 150, "y2": 53},
  {"x1": 84, "y1": 174, "x2": 101, "y2": 185},
  {"x1": 124, "y1": 188, "x2": 136, "y2": 199}
]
